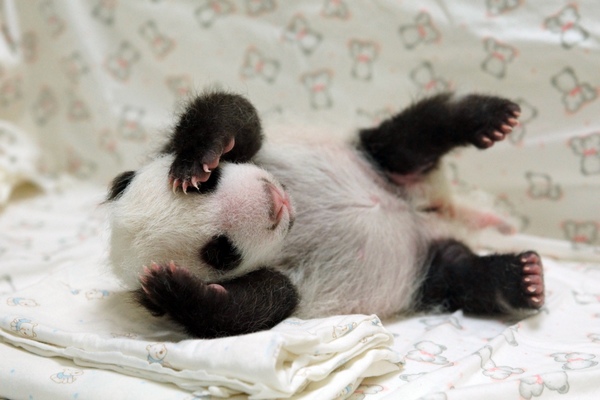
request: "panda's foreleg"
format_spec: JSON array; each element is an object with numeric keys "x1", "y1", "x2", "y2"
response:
[
  {"x1": 162, "y1": 91, "x2": 264, "y2": 192},
  {"x1": 358, "y1": 93, "x2": 521, "y2": 178},
  {"x1": 135, "y1": 262, "x2": 299, "y2": 338},
  {"x1": 415, "y1": 239, "x2": 545, "y2": 315}
]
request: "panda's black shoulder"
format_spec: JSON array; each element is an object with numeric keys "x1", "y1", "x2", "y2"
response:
[{"x1": 106, "y1": 170, "x2": 136, "y2": 201}]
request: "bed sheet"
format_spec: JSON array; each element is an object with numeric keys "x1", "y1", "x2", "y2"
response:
[
  {"x1": 1, "y1": 181, "x2": 600, "y2": 400},
  {"x1": 1, "y1": 1, "x2": 600, "y2": 399}
]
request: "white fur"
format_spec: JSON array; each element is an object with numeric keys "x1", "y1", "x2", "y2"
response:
[{"x1": 108, "y1": 130, "x2": 480, "y2": 320}]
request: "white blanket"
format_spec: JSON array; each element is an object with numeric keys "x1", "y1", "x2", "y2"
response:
[{"x1": 0, "y1": 183, "x2": 400, "y2": 399}]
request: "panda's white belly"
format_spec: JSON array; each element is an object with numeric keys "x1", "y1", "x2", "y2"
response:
[{"x1": 256, "y1": 140, "x2": 430, "y2": 318}]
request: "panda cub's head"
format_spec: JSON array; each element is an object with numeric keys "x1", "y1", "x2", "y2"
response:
[{"x1": 106, "y1": 154, "x2": 294, "y2": 288}]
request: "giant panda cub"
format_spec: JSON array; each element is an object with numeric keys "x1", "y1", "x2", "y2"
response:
[{"x1": 106, "y1": 90, "x2": 545, "y2": 339}]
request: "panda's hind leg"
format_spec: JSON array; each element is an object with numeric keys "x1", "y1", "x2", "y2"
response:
[
  {"x1": 358, "y1": 93, "x2": 521, "y2": 180},
  {"x1": 415, "y1": 239, "x2": 545, "y2": 315},
  {"x1": 135, "y1": 262, "x2": 298, "y2": 338}
]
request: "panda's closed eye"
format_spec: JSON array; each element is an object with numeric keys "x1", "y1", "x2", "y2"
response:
[{"x1": 199, "y1": 234, "x2": 243, "y2": 271}]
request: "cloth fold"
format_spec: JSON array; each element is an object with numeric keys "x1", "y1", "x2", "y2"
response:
[{"x1": 0, "y1": 258, "x2": 402, "y2": 399}]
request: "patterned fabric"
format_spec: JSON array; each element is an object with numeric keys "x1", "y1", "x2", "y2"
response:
[
  {"x1": 1, "y1": 1, "x2": 600, "y2": 399},
  {"x1": 0, "y1": 0, "x2": 598, "y2": 248}
]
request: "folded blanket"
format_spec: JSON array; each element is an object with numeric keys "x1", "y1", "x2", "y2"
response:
[{"x1": 0, "y1": 254, "x2": 402, "y2": 399}]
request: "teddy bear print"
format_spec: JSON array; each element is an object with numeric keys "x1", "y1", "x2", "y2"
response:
[
  {"x1": 322, "y1": 0, "x2": 350, "y2": 20},
  {"x1": 67, "y1": 91, "x2": 91, "y2": 121},
  {"x1": 196, "y1": 0, "x2": 235, "y2": 28},
  {"x1": 61, "y1": 51, "x2": 89, "y2": 84},
  {"x1": 92, "y1": 0, "x2": 116, "y2": 25},
  {"x1": 551, "y1": 67, "x2": 597, "y2": 113},
  {"x1": 551, "y1": 352, "x2": 598, "y2": 370},
  {"x1": 7, "y1": 297, "x2": 39, "y2": 307},
  {"x1": 105, "y1": 41, "x2": 140, "y2": 82},
  {"x1": 39, "y1": 0, "x2": 65, "y2": 37},
  {"x1": 562, "y1": 221, "x2": 598, "y2": 249},
  {"x1": 569, "y1": 133, "x2": 600, "y2": 176},
  {"x1": 525, "y1": 172, "x2": 562, "y2": 200},
  {"x1": 333, "y1": 321, "x2": 357, "y2": 339},
  {"x1": 399, "y1": 372, "x2": 426, "y2": 382},
  {"x1": 139, "y1": 20, "x2": 175, "y2": 59},
  {"x1": 544, "y1": 5, "x2": 589, "y2": 49},
  {"x1": 572, "y1": 291, "x2": 600, "y2": 305},
  {"x1": 519, "y1": 371, "x2": 569, "y2": 399},
  {"x1": 481, "y1": 38, "x2": 517, "y2": 79},
  {"x1": 476, "y1": 345, "x2": 524, "y2": 379},
  {"x1": 118, "y1": 106, "x2": 146, "y2": 141},
  {"x1": 10, "y1": 317, "x2": 38, "y2": 338},
  {"x1": 409, "y1": 62, "x2": 450, "y2": 95},
  {"x1": 147, "y1": 343, "x2": 169, "y2": 365},
  {"x1": 501, "y1": 325, "x2": 519, "y2": 346},
  {"x1": 50, "y1": 368, "x2": 84, "y2": 384},
  {"x1": 246, "y1": 0, "x2": 276, "y2": 16},
  {"x1": 486, "y1": 0, "x2": 521, "y2": 16},
  {"x1": 347, "y1": 384, "x2": 384, "y2": 400},
  {"x1": 399, "y1": 12, "x2": 440, "y2": 50},
  {"x1": 508, "y1": 98, "x2": 537, "y2": 144},
  {"x1": 240, "y1": 47, "x2": 280, "y2": 83},
  {"x1": 166, "y1": 75, "x2": 193, "y2": 99},
  {"x1": 66, "y1": 148, "x2": 97, "y2": 179},
  {"x1": 406, "y1": 341, "x2": 449, "y2": 365},
  {"x1": 301, "y1": 70, "x2": 333, "y2": 109},
  {"x1": 349, "y1": 39, "x2": 378, "y2": 81},
  {"x1": 284, "y1": 15, "x2": 322, "y2": 55}
]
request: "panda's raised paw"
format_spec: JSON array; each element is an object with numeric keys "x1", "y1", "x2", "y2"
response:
[
  {"x1": 469, "y1": 97, "x2": 521, "y2": 149},
  {"x1": 169, "y1": 138, "x2": 235, "y2": 193}
]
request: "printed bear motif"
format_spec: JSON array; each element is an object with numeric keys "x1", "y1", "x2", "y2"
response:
[
  {"x1": 419, "y1": 316, "x2": 463, "y2": 331},
  {"x1": 562, "y1": 221, "x2": 598, "y2": 249},
  {"x1": 349, "y1": 40, "x2": 379, "y2": 81},
  {"x1": 569, "y1": 133, "x2": 600, "y2": 176},
  {"x1": 544, "y1": 5, "x2": 589, "y2": 49},
  {"x1": 410, "y1": 62, "x2": 450, "y2": 94},
  {"x1": 7, "y1": 297, "x2": 39, "y2": 307},
  {"x1": 92, "y1": 0, "x2": 116, "y2": 25},
  {"x1": 139, "y1": 20, "x2": 175, "y2": 59},
  {"x1": 399, "y1": 12, "x2": 440, "y2": 49},
  {"x1": 283, "y1": 15, "x2": 322, "y2": 55},
  {"x1": 147, "y1": 343, "x2": 168, "y2": 365},
  {"x1": 551, "y1": 67, "x2": 597, "y2": 113},
  {"x1": 525, "y1": 172, "x2": 562, "y2": 200},
  {"x1": 333, "y1": 321, "x2": 357, "y2": 339},
  {"x1": 406, "y1": 341, "x2": 449, "y2": 365},
  {"x1": 118, "y1": 106, "x2": 146, "y2": 141},
  {"x1": 50, "y1": 368, "x2": 84, "y2": 384},
  {"x1": 31, "y1": 87, "x2": 58, "y2": 126},
  {"x1": 322, "y1": 0, "x2": 350, "y2": 20},
  {"x1": 10, "y1": 317, "x2": 38, "y2": 338},
  {"x1": 519, "y1": 371, "x2": 569, "y2": 399},
  {"x1": 105, "y1": 41, "x2": 140, "y2": 82},
  {"x1": 481, "y1": 38, "x2": 517, "y2": 79},
  {"x1": 61, "y1": 51, "x2": 89, "y2": 84},
  {"x1": 301, "y1": 70, "x2": 333, "y2": 109},
  {"x1": 240, "y1": 48, "x2": 280, "y2": 83},
  {"x1": 39, "y1": 0, "x2": 65, "y2": 37},
  {"x1": 196, "y1": 0, "x2": 235, "y2": 28},
  {"x1": 476, "y1": 345, "x2": 524, "y2": 379},
  {"x1": 551, "y1": 352, "x2": 598, "y2": 370}
]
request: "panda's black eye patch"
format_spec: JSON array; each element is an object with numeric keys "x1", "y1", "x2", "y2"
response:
[{"x1": 199, "y1": 234, "x2": 242, "y2": 271}]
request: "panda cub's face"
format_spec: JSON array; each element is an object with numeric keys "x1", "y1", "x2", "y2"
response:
[{"x1": 107, "y1": 155, "x2": 294, "y2": 288}]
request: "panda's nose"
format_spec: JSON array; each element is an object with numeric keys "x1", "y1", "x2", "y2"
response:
[{"x1": 265, "y1": 182, "x2": 291, "y2": 226}]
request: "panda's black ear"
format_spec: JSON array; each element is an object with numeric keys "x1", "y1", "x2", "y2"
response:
[{"x1": 106, "y1": 170, "x2": 136, "y2": 201}]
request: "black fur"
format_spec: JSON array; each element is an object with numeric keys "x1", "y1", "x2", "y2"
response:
[
  {"x1": 359, "y1": 93, "x2": 521, "y2": 175},
  {"x1": 199, "y1": 234, "x2": 243, "y2": 271},
  {"x1": 124, "y1": 91, "x2": 543, "y2": 338},
  {"x1": 135, "y1": 264, "x2": 299, "y2": 339},
  {"x1": 106, "y1": 170, "x2": 136, "y2": 201},
  {"x1": 416, "y1": 239, "x2": 544, "y2": 314},
  {"x1": 163, "y1": 91, "x2": 264, "y2": 184}
]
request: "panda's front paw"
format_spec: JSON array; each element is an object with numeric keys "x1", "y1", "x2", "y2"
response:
[
  {"x1": 135, "y1": 261, "x2": 227, "y2": 317},
  {"x1": 169, "y1": 137, "x2": 235, "y2": 193}
]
